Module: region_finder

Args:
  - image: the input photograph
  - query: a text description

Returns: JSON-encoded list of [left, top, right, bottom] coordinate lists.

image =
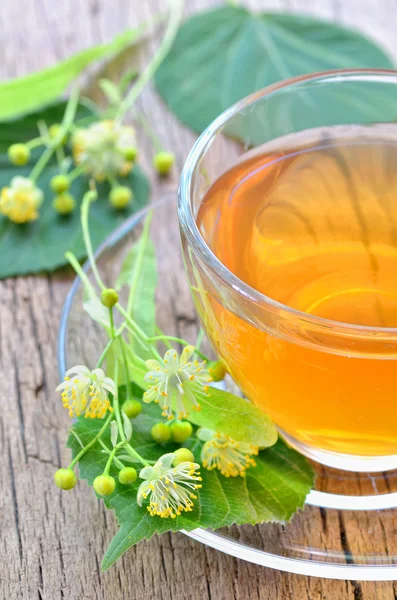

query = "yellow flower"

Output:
[[143, 346, 212, 419], [0, 176, 43, 223], [199, 429, 258, 477], [56, 365, 115, 419], [72, 120, 136, 181], [137, 453, 202, 518]]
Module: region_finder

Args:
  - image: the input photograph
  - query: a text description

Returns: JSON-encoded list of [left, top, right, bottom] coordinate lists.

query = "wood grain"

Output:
[[1, 0, 397, 598]]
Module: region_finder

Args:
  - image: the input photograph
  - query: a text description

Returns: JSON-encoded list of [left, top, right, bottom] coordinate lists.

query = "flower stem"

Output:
[[68, 412, 113, 469], [120, 338, 134, 403], [29, 144, 55, 183], [107, 173, 119, 189], [65, 251, 96, 298], [109, 307, 115, 339], [99, 439, 124, 469], [81, 188, 106, 291], [115, 0, 184, 124], [96, 338, 116, 368], [30, 88, 80, 182], [112, 356, 125, 442], [135, 111, 162, 152], [68, 163, 87, 182], [123, 443, 150, 466], [147, 335, 209, 361], [116, 304, 162, 361], [103, 445, 119, 475], [26, 137, 45, 149]]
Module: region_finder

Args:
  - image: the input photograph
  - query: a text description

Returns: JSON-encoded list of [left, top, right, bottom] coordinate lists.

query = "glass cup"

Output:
[[178, 70, 397, 473]]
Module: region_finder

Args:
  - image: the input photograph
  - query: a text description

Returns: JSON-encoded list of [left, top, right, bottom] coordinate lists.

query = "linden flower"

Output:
[[137, 453, 202, 518], [143, 346, 212, 419], [56, 365, 116, 419], [0, 176, 43, 223], [200, 430, 259, 477], [72, 120, 136, 181]]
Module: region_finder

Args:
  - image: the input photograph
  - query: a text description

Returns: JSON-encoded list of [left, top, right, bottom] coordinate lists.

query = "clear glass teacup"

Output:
[[178, 69, 397, 472]]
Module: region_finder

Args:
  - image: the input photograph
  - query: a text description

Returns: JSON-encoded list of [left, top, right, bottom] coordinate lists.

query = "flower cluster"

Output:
[[200, 429, 259, 477], [137, 453, 202, 518], [57, 365, 115, 419], [143, 346, 212, 419], [71, 120, 137, 181], [0, 176, 43, 223]]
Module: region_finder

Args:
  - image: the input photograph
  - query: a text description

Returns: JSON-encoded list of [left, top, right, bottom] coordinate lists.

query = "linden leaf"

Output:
[[184, 382, 278, 448], [155, 7, 396, 141], [67, 395, 314, 570]]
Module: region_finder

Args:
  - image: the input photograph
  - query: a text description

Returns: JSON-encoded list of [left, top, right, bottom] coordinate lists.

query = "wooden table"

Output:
[[2, 0, 397, 598]]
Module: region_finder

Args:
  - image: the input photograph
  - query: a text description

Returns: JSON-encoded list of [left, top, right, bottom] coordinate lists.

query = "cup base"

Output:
[[279, 429, 397, 473]]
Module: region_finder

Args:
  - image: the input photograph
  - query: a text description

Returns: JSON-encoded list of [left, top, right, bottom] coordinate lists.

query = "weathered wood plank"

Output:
[[1, 1, 397, 599]]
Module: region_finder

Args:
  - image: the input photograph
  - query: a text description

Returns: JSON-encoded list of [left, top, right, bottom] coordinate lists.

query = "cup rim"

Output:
[[178, 68, 397, 338]]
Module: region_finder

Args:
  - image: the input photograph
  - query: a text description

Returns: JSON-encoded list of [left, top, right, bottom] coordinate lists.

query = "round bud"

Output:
[[100, 288, 119, 308], [170, 421, 193, 443], [122, 147, 138, 162], [151, 422, 171, 444], [8, 143, 30, 166], [118, 467, 138, 485], [122, 399, 142, 419], [208, 360, 226, 382], [54, 468, 76, 490], [50, 174, 70, 193], [93, 474, 116, 496], [52, 193, 76, 215], [49, 124, 67, 144], [153, 151, 175, 176], [173, 448, 195, 466], [109, 186, 132, 209]]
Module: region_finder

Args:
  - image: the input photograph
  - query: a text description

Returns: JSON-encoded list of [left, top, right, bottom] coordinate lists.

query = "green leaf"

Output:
[[185, 382, 278, 448], [67, 402, 314, 570], [116, 213, 157, 359], [99, 79, 123, 106], [0, 25, 146, 120], [122, 412, 133, 441], [0, 101, 150, 279], [110, 421, 119, 447], [155, 6, 396, 140]]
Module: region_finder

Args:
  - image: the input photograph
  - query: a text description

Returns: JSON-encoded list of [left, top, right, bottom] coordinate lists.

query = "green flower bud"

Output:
[[8, 143, 30, 166], [54, 468, 76, 490], [153, 151, 175, 176], [109, 186, 132, 209], [151, 422, 171, 444], [100, 288, 119, 308], [208, 360, 226, 382], [52, 193, 76, 215], [173, 448, 195, 466], [122, 147, 138, 162], [93, 474, 116, 496], [122, 399, 142, 419], [50, 174, 70, 193], [49, 124, 67, 144], [118, 467, 138, 485], [170, 421, 193, 443]]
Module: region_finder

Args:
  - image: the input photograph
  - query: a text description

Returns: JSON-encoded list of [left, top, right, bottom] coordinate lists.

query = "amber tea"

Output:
[[196, 125, 397, 458]]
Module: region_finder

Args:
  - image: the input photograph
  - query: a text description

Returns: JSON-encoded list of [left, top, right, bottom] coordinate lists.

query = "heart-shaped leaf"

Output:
[[155, 6, 395, 139], [67, 399, 314, 570]]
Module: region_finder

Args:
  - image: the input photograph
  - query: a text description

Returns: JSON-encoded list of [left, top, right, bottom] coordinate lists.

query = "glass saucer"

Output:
[[58, 195, 397, 581]]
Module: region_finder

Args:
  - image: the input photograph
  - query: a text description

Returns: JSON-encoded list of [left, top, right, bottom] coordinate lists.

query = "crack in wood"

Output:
[[13, 360, 28, 463], [8, 443, 23, 563]]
